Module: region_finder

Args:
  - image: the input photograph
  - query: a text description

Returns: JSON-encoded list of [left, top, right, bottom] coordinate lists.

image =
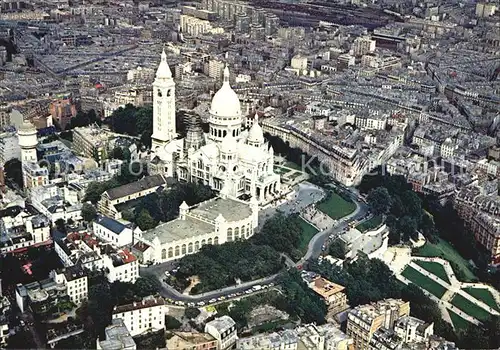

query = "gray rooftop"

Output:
[[190, 197, 253, 222], [142, 216, 214, 245]]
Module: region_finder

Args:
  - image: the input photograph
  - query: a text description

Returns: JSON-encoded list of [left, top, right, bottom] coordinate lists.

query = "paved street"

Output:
[[141, 182, 368, 303]]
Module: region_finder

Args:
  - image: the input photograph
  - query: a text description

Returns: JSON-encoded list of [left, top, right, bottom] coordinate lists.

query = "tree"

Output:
[[366, 187, 392, 215], [136, 209, 157, 230], [399, 215, 418, 241], [184, 307, 201, 319], [328, 239, 346, 259], [165, 315, 182, 330], [81, 203, 97, 223], [55, 218, 66, 233], [133, 275, 161, 297], [109, 146, 124, 160], [4, 158, 22, 189]]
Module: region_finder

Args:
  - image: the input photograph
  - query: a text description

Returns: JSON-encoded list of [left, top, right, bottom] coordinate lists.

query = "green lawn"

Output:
[[413, 260, 451, 284], [401, 266, 447, 298], [317, 192, 356, 220], [448, 309, 471, 331], [414, 238, 476, 281], [462, 287, 500, 312], [297, 217, 319, 254], [450, 293, 492, 322], [356, 215, 383, 232]]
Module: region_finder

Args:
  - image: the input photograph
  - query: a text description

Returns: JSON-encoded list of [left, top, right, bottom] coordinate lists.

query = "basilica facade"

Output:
[[151, 50, 281, 202]]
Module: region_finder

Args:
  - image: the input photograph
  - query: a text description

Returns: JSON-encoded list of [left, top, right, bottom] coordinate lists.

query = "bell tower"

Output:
[[152, 49, 176, 151]]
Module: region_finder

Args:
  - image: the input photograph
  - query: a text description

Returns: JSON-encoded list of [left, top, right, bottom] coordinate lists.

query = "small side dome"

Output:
[[220, 134, 238, 154], [247, 119, 264, 145]]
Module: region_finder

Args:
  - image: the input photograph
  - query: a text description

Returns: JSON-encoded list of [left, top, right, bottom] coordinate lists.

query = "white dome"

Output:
[[248, 119, 264, 144], [156, 49, 172, 79], [220, 134, 238, 154], [210, 66, 241, 118]]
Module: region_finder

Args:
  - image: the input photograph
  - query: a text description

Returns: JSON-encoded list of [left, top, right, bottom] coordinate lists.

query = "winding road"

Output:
[[140, 182, 369, 303]]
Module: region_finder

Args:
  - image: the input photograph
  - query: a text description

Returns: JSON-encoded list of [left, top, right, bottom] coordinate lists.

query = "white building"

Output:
[[93, 216, 133, 247], [112, 296, 166, 337], [291, 54, 308, 70], [51, 267, 88, 305], [133, 195, 258, 264], [351, 36, 376, 56], [30, 184, 82, 223], [152, 51, 281, 203], [0, 211, 51, 254], [180, 14, 224, 36], [55, 232, 139, 283], [0, 131, 21, 165], [205, 315, 237, 350]]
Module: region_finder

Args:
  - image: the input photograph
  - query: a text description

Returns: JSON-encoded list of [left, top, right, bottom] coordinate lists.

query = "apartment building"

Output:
[[111, 296, 166, 337], [0, 131, 21, 165], [0, 211, 51, 254], [16, 266, 88, 315], [205, 316, 237, 350], [237, 323, 353, 350], [351, 36, 376, 56], [346, 299, 410, 350], [167, 332, 218, 350], [454, 186, 500, 264], [305, 276, 349, 317], [55, 231, 139, 283], [72, 126, 109, 163]]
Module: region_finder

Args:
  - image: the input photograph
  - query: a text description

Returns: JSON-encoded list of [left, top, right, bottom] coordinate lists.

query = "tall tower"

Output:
[[17, 121, 38, 163], [152, 49, 176, 151]]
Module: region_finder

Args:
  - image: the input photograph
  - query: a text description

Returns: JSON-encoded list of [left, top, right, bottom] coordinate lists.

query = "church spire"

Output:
[[223, 65, 230, 85], [156, 49, 172, 79]]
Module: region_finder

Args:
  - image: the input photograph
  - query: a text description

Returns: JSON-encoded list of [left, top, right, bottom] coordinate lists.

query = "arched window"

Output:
[[188, 243, 193, 253], [168, 247, 173, 258], [182, 244, 186, 255], [214, 236, 219, 245], [161, 249, 166, 259], [227, 228, 233, 242], [157, 90, 162, 97], [175, 246, 180, 256], [167, 89, 171, 96], [241, 226, 246, 237], [234, 227, 239, 240], [208, 238, 213, 245], [198, 159, 203, 169], [201, 239, 206, 246], [195, 241, 200, 251]]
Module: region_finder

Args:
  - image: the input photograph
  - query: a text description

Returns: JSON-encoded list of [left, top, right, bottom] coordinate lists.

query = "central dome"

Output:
[[210, 66, 241, 118]]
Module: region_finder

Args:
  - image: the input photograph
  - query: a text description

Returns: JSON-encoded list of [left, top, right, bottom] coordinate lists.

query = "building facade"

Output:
[[111, 296, 166, 337]]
